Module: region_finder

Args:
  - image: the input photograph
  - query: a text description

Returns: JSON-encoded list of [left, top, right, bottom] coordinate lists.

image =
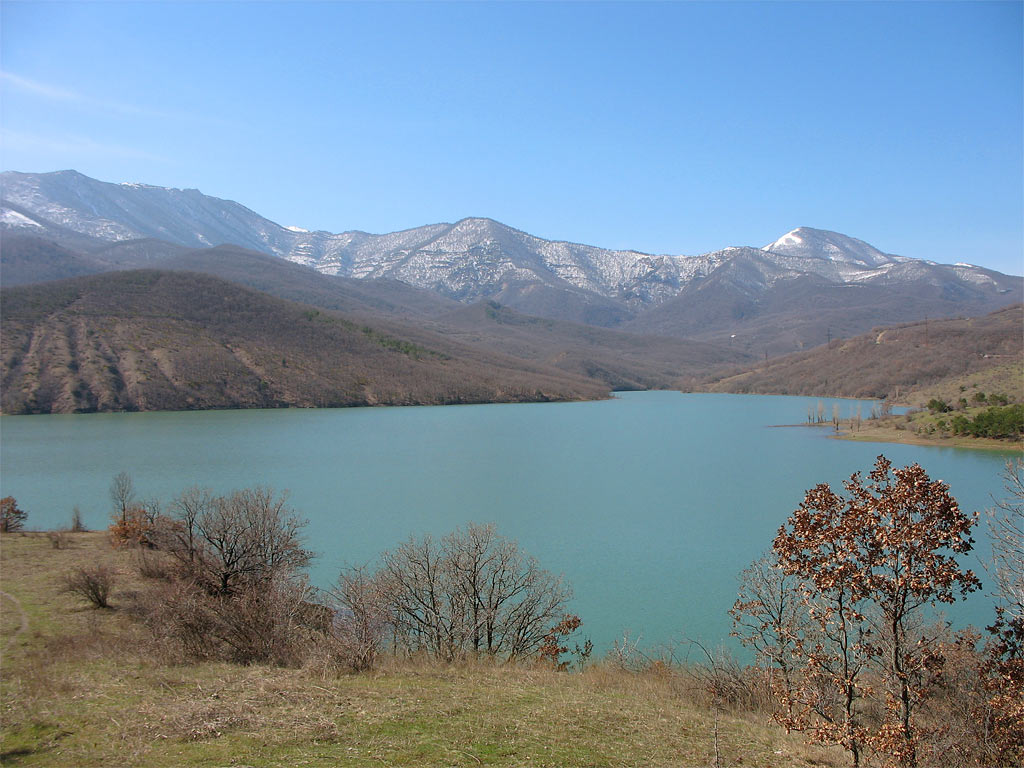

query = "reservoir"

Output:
[[1, 391, 1014, 655]]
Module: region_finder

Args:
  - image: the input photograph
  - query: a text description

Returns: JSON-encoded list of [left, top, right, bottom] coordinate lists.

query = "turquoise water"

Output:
[[1, 392, 1014, 654]]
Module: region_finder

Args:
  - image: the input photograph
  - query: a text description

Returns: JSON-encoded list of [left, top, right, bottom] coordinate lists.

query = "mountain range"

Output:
[[3, 170, 1019, 357]]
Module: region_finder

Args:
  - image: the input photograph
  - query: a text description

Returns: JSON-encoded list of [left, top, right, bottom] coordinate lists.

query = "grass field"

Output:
[[0, 531, 846, 767]]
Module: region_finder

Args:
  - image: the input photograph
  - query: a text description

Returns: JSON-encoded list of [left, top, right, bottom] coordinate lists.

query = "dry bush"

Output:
[[130, 578, 219, 661], [606, 630, 648, 672], [63, 564, 116, 609], [327, 566, 390, 672], [109, 507, 155, 548], [131, 485, 319, 666], [134, 548, 174, 580], [684, 643, 772, 713]]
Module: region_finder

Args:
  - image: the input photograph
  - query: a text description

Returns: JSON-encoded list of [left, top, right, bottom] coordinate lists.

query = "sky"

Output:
[[1, 1, 1022, 275]]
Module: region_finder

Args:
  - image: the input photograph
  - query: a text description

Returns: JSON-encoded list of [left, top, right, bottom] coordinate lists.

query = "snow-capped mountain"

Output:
[[2, 170, 1018, 334]]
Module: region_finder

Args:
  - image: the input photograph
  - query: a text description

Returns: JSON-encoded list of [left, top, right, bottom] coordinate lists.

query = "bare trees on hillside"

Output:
[[335, 523, 573, 663]]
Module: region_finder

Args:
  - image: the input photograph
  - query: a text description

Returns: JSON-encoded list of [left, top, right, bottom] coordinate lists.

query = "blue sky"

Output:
[[1, 1, 1021, 274]]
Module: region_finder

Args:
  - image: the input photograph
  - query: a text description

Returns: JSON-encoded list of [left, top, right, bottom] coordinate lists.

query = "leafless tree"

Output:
[[329, 565, 392, 671], [70, 505, 87, 532], [153, 486, 311, 596], [109, 471, 136, 524], [730, 552, 812, 703], [149, 486, 215, 569], [981, 459, 1024, 764], [989, 460, 1024, 623], [378, 523, 572, 660], [138, 486, 316, 664]]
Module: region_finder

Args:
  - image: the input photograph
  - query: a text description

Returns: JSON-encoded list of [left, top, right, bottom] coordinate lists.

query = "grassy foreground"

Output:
[[0, 532, 843, 767]]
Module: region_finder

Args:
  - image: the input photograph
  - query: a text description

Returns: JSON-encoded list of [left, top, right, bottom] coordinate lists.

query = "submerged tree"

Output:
[[770, 455, 979, 768]]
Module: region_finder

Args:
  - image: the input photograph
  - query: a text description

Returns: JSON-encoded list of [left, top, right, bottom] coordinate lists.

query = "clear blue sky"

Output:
[[2, 1, 1021, 274]]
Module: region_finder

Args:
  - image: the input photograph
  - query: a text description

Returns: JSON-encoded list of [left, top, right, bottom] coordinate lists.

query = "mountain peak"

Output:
[[762, 227, 902, 268]]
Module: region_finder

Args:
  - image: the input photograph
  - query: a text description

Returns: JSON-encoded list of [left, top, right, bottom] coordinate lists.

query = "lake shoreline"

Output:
[[770, 421, 1022, 453]]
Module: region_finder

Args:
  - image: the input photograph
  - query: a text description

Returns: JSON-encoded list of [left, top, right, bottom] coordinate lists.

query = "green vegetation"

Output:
[[950, 404, 1024, 440]]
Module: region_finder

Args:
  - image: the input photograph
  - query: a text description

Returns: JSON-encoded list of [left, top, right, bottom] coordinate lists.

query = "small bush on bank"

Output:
[[70, 505, 87, 532], [63, 564, 116, 609]]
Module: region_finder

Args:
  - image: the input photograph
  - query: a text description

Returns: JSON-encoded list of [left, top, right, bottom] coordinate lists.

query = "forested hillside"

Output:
[[0, 270, 609, 414], [701, 305, 1023, 400]]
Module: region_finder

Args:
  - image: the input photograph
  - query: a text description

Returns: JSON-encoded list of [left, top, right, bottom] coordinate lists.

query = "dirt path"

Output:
[[1, 589, 29, 654]]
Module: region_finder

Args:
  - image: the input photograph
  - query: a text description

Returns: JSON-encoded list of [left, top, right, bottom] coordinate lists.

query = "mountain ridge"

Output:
[[3, 169, 1020, 355]]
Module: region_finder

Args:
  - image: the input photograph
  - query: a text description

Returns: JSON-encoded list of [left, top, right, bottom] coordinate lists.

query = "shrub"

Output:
[[64, 565, 116, 609], [109, 507, 155, 548], [328, 566, 390, 672], [136, 486, 317, 665], [1, 497, 27, 532], [70, 505, 87, 532], [538, 614, 583, 671]]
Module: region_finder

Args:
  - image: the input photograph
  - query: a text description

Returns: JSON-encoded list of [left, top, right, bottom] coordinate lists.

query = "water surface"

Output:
[[1, 392, 1013, 654]]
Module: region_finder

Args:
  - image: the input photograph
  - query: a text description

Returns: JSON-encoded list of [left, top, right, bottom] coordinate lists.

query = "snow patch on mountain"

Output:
[[0, 208, 43, 228], [2, 171, 1015, 313]]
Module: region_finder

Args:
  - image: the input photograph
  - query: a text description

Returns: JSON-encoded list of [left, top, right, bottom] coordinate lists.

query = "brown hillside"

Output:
[[0, 270, 609, 414], [699, 305, 1024, 400]]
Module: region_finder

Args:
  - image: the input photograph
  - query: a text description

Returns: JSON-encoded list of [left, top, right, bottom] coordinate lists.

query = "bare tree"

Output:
[[989, 460, 1024, 623], [981, 460, 1024, 764], [70, 505, 87, 532], [138, 486, 316, 664], [109, 472, 136, 525], [730, 553, 812, 704], [377, 523, 572, 660], [154, 486, 311, 596], [149, 486, 215, 569], [329, 565, 392, 671]]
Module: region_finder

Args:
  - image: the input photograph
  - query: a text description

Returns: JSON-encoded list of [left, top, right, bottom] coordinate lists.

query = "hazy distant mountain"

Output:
[[3, 170, 1020, 351]]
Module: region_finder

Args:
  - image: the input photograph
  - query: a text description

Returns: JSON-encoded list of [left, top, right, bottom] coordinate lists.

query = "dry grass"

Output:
[[1, 532, 845, 767]]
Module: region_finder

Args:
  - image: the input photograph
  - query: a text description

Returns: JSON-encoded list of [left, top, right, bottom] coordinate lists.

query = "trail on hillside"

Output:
[[1, 589, 29, 654]]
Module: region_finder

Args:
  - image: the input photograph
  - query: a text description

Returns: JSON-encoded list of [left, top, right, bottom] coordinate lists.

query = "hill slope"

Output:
[[0, 271, 609, 414], [699, 305, 1024, 400]]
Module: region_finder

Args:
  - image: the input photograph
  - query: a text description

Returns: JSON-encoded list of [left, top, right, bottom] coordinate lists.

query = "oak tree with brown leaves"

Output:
[[772, 455, 980, 768]]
